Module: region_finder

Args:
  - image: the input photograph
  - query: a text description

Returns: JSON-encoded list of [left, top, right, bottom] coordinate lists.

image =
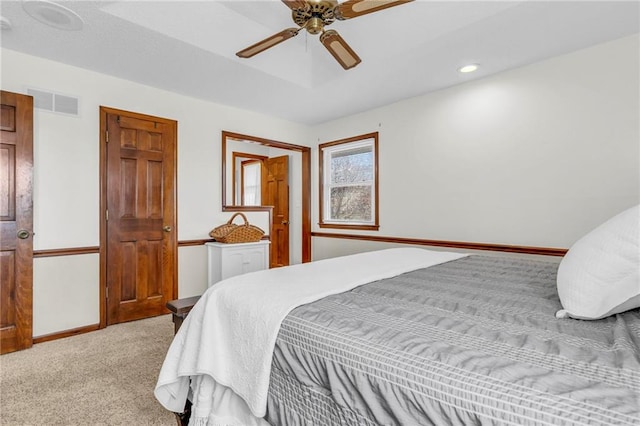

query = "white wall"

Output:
[[1, 48, 308, 337], [310, 35, 639, 258], [177, 246, 208, 299], [32, 254, 99, 336]]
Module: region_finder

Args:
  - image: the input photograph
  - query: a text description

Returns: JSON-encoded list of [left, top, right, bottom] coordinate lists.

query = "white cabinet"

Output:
[[205, 240, 270, 287]]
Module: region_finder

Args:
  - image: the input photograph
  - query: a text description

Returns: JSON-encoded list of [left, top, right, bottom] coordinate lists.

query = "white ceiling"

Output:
[[1, 0, 638, 125]]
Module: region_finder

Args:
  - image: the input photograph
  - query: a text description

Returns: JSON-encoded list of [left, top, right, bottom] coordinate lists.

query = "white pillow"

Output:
[[556, 205, 640, 320]]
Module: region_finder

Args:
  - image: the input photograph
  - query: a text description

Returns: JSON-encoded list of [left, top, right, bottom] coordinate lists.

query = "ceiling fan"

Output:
[[236, 0, 414, 70]]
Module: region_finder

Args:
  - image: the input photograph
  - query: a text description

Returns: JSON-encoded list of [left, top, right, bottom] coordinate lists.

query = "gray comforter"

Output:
[[265, 255, 640, 426]]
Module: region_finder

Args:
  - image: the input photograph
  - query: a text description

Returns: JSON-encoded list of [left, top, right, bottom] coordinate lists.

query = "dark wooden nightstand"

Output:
[[166, 296, 201, 334]]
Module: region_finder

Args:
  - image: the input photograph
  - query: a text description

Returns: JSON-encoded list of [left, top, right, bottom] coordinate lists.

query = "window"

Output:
[[241, 160, 262, 206], [319, 132, 379, 230]]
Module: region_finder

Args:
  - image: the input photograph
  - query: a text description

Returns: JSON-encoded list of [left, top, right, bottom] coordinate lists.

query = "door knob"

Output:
[[163, 226, 172, 232], [281, 220, 289, 225], [17, 229, 30, 239]]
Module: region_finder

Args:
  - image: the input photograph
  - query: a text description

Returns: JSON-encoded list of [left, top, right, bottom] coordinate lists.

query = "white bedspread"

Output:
[[155, 248, 467, 425]]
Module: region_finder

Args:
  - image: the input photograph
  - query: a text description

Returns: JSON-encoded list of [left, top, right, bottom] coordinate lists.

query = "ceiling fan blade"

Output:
[[236, 28, 300, 58], [320, 29, 362, 70], [281, 0, 308, 11], [335, 0, 414, 20]]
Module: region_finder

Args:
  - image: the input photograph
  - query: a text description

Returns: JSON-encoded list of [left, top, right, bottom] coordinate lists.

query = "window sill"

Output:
[[318, 223, 380, 231]]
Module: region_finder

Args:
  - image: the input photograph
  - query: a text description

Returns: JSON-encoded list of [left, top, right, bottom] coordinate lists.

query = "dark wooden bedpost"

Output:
[[166, 296, 201, 334]]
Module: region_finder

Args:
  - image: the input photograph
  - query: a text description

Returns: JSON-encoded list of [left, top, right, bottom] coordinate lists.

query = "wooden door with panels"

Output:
[[262, 155, 289, 267], [101, 107, 177, 326], [0, 91, 34, 354]]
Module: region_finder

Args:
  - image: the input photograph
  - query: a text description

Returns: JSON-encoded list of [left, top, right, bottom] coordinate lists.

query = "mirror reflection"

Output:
[[222, 131, 310, 267], [231, 152, 267, 206]]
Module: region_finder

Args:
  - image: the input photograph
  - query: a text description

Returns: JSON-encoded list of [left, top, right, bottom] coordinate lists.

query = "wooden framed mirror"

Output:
[[221, 131, 311, 264]]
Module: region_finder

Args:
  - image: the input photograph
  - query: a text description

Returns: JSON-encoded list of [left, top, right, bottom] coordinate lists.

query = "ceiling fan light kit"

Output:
[[236, 0, 414, 70]]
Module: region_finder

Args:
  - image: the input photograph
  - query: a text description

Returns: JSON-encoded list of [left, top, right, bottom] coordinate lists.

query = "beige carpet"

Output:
[[0, 315, 177, 425]]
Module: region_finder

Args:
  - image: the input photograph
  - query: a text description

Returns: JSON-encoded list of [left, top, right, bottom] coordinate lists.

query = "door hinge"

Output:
[[105, 130, 109, 143], [105, 210, 109, 221]]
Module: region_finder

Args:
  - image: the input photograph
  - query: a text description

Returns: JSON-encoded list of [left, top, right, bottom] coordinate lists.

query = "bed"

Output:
[[155, 207, 640, 426]]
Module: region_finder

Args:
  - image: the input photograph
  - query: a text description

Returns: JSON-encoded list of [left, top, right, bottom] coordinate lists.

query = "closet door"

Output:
[[102, 107, 177, 325], [0, 91, 34, 354]]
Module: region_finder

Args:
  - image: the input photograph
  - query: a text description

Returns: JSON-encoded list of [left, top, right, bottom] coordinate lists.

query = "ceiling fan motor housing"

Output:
[[292, 0, 338, 34], [237, 0, 414, 70]]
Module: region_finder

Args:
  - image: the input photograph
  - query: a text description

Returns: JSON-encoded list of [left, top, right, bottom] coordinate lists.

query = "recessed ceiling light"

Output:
[[22, 0, 83, 31], [458, 64, 479, 73]]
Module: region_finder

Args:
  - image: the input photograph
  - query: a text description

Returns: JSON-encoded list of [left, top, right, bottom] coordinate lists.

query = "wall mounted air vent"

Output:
[[26, 87, 80, 116]]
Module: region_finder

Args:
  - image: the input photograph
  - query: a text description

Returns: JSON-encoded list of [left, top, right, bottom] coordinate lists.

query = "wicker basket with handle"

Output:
[[209, 212, 265, 243]]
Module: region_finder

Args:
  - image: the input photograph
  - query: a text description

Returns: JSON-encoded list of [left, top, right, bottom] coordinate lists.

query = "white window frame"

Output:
[[241, 160, 262, 206], [319, 132, 379, 230]]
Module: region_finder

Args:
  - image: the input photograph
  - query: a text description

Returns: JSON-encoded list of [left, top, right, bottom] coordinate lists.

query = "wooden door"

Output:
[[102, 108, 177, 325], [262, 155, 289, 267], [0, 91, 33, 354]]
